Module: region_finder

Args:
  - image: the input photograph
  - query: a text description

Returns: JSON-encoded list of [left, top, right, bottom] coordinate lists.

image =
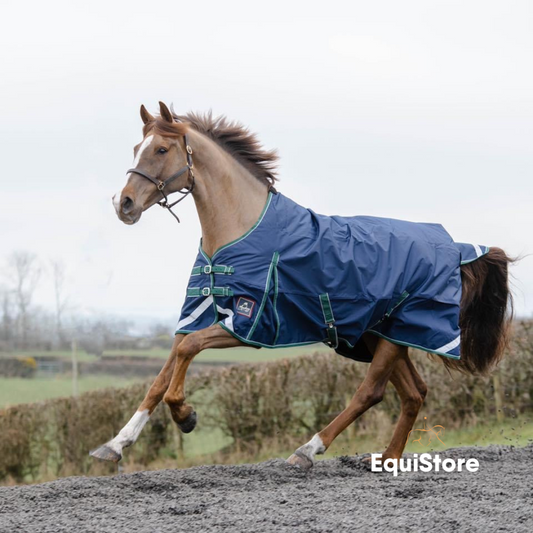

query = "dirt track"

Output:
[[1, 445, 532, 532]]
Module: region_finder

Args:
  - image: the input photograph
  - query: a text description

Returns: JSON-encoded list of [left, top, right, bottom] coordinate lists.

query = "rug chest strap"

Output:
[[187, 287, 234, 297], [191, 265, 235, 275], [319, 293, 338, 349]]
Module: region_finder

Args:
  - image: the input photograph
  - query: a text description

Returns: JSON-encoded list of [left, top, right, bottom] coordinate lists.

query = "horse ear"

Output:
[[159, 101, 174, 123], [140, 105, 154, 125]]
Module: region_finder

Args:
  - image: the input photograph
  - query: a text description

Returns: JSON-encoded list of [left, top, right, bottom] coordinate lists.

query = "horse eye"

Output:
[[158, 148, 168, 154]]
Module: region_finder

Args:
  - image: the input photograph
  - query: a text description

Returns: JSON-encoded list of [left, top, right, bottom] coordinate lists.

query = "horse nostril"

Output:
[[121, 196, 134, 215]]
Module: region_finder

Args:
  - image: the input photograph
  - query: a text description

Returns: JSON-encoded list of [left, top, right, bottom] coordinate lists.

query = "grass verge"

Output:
[[0, 376, 144, 408]]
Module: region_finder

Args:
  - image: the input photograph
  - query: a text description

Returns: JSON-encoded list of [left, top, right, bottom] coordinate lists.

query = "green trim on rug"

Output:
[[366, 330, 461, 360], [218, 322, 324, 349], [246, 251, 280, 341], [200, 192, 273, 261], [272, 257, 281, 345]]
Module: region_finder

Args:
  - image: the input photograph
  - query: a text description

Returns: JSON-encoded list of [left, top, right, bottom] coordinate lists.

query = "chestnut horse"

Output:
[[91, 102, 513, 469]]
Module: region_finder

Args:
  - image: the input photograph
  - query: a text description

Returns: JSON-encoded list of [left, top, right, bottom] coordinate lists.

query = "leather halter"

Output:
[[126, 134, 195, 223]]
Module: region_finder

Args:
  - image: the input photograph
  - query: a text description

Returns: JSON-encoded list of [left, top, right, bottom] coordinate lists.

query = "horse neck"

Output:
[[188, 130, 270, 258]]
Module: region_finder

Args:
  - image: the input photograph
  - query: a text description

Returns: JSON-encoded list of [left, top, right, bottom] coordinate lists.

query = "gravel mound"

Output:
[[1, 445, 532, 532]]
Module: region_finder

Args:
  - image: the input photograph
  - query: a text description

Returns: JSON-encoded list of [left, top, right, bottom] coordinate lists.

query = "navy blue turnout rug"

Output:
[[176, 192, 488, 362]]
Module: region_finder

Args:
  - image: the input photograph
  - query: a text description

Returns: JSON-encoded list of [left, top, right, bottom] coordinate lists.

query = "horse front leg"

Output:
[[163, 325, 244, 432], [287, 337, 404, 470], [90, 334, 185, 462]]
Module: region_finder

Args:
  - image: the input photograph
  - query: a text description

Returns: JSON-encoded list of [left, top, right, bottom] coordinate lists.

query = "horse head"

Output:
[[112, 102, 193, 225]]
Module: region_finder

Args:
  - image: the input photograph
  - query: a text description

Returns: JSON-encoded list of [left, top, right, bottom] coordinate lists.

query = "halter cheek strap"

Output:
[[126, 134, 195, 223]]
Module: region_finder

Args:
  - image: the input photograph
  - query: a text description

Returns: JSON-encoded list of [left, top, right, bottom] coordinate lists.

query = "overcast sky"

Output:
[[0, 0, 531, 327]]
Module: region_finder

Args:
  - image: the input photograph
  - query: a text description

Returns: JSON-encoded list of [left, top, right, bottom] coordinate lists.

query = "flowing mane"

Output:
[[144, 110, 279, 187]]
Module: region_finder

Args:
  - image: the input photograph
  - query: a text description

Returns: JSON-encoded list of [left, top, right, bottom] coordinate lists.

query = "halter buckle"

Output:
[[186, 145, 193, 155], [157, 181, 165, 191]]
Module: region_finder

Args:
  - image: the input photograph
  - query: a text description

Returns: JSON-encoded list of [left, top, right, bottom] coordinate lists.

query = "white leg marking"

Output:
[[305, 434, 326, 457], [107, 409, 150, 454], [288, 435, 326, 468]]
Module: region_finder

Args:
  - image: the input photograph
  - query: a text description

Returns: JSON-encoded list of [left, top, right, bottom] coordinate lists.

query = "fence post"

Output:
[[493, 374, 504, 422], [71, 339, 79, 397]]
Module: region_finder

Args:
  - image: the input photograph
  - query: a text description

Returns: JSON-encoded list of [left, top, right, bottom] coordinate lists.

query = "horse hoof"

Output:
[[359, 455, 374, 470], [177, 410, 197, 433], [286, 451, 314, 471], [89, 444, 122, 463]]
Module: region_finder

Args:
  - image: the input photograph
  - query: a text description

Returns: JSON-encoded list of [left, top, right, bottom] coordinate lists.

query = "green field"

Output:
[[0, 345, 330, 409], [115, 344, 330, 362], [3, 344, 330, 363], [0, 376, 144, 409]]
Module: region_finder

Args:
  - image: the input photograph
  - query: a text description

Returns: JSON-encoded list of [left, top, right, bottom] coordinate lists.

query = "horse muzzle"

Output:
[[112, 193, 142, 225]]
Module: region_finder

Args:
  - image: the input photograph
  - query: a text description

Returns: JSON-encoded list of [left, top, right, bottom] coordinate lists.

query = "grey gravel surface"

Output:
[[0, 445, 532, 532]]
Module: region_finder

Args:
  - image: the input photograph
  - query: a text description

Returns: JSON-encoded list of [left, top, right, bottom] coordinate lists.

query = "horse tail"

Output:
[[441, 247, 515, 376]]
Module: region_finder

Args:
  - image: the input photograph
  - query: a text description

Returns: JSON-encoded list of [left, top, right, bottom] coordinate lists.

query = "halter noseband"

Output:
[[126, 134, 195, 223]]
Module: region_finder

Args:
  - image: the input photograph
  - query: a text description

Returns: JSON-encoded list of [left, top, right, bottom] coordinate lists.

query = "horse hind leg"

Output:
[[378, 353, 427, 461], [287, 337, 404, 470]]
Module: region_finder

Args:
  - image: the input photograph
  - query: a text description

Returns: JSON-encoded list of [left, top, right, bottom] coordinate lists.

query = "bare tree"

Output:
[[6, 251, 41, 348], [51, 259, 69, 347], [0, 286, 14, 350]]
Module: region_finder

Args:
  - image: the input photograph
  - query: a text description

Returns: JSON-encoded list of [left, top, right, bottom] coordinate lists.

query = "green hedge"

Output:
[[1, 322, 531, 483]]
